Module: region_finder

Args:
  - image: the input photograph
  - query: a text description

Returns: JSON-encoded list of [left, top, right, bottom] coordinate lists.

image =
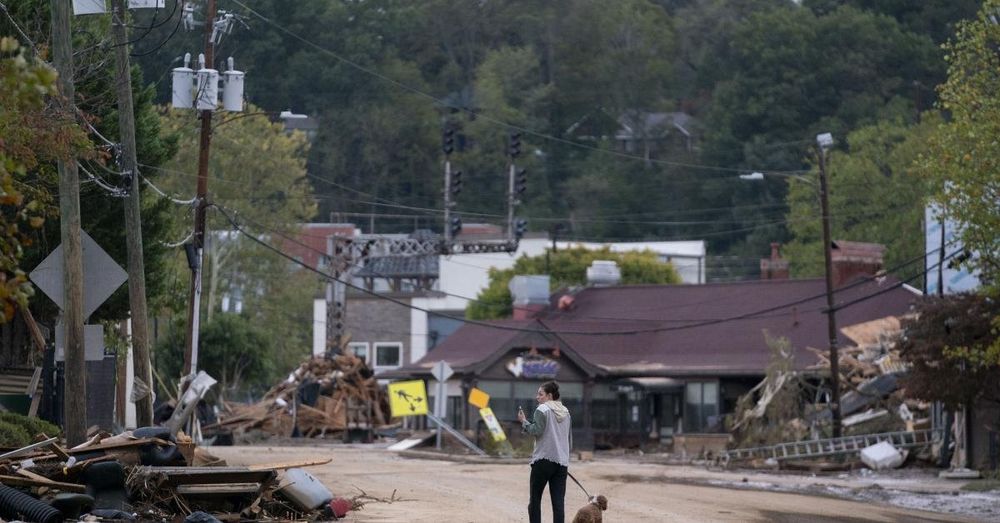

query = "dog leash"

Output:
[[567, 471, 591, 499]]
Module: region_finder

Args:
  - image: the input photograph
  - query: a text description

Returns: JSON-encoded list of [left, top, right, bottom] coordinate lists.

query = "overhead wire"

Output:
[[211, 202, 953, 337], [227, 0, 810, 177], [130, 1, 187, 57], [226, 212, 851, 322], [0, 1, 38, 55]]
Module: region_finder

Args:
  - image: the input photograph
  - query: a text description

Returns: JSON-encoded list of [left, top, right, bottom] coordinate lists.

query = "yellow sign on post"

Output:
[[388, 380, 429, 417], [468, 387, 490, 409], [479, 407, 507, 442]]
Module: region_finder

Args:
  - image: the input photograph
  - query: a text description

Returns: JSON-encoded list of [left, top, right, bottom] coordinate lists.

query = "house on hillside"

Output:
[[387, 243, 922, 451], [615, 111, 698, 161]]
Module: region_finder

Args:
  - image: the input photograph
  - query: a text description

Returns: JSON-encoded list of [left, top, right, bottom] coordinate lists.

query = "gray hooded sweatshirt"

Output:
[[522, 400, 572, 466]]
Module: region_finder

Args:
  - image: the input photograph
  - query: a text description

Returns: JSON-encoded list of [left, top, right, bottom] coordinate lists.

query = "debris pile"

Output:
[[725, 317, 937, 468], [806, 316, 931, 434], [208, 355, 393, 440], [0, 428, 350, 521]]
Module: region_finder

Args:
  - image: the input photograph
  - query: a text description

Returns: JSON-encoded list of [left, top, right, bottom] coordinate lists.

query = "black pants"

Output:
[[528, 459, 567, 523]]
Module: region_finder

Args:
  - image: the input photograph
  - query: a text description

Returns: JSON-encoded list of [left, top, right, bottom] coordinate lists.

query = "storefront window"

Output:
[[684, 381, 719, 433], [590, 384, 619, 431]]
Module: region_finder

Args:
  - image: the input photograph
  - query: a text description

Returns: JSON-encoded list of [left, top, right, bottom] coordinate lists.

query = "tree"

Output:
[[921, 1, 1000, 290], [0, 38, 86, 322], [804, 0, 979, 44], [783, 117, 937, 281], [897, 294, 1000, 411], [467, 246, 681, 320], [155, 313, 274, 398], [696, 5, 942, 254], [5, 0, 179, 328], [156, 104, 317, 317]]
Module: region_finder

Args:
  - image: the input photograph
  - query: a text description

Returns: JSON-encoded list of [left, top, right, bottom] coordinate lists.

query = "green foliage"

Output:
[[467, 246, 681, 320], [0, 412, 61, 438], [155, 313, 277, 397], [0, 37, 86, 322], [783, 117, 937, 281], [804, 0, 980, 44], [4, 1, 180, 326], [0, 421, 30, 448], [695, 4, 942, 254], [156, 104, 317, 318], [920, 1, 1000, 290]]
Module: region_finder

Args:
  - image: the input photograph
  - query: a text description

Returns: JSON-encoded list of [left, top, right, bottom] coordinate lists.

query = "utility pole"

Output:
[[325, 236, 346, 357], [506, 133, 521, 240], [442, 127, 456, 242], [111, 0, 153, 426], [816, 132, 842, 439], [184, 0, 218, 377], [50, 0, 87, 446]]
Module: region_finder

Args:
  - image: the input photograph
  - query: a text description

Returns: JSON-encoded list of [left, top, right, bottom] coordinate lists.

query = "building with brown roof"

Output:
[[391, 271, 921, 449]]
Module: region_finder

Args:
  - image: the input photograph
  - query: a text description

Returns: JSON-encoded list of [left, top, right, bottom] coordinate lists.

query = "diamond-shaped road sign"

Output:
[[431, 360, 454, 382], [29, 230, 127, 319]]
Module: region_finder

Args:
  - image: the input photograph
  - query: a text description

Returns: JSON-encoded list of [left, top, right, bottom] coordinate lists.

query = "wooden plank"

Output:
[[0, 437, 58, 460], [47, 442, 71, 461], [141, 467, 276, 486], [176, 483, 262, 496], [0, 474, 86, 493], [67, 437, 171, 454], [246, 458, 332, 472]]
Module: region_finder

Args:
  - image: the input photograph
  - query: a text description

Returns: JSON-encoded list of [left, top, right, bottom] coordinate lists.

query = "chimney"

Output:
[[586, 260, 621, 287], [509, 275, 550, 320], [831, 240, 885, 287], [760, 242, 790, 280]]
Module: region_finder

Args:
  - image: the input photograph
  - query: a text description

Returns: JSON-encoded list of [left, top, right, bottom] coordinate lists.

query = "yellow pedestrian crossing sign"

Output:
[[388, 380, 428, 417]]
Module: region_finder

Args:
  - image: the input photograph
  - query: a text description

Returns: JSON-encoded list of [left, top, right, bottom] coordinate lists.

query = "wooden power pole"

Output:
[[817, 137, 842, 439], [111, 0, 154, 427], [50, 0, 87, 446], [183, 0, 218, 376]]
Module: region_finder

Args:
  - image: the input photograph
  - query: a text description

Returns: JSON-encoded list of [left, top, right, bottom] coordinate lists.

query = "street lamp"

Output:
[[740, 132, 843, 438], [815, 132, 843, 439]]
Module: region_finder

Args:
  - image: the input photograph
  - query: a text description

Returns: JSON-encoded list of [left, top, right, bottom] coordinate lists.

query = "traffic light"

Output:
[[443, 128, 455, 155], [450, 170, 463, 196], [508, 132, 521, 158], [450, 215, 462, 237], [515, 168, 527, 195], [514, 218, 527, 239]]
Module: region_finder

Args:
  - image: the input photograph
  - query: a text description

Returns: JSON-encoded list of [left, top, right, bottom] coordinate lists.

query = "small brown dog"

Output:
[[571, 494, 608, 523]]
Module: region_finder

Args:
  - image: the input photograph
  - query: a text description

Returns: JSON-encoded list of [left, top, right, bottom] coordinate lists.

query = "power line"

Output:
[[212, 203, 951, 337], [227, 0, 811, 177]]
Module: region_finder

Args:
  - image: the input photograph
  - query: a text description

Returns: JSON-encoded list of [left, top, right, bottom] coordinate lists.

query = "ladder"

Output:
[[719, 429, 943, 465], [426, 413, 488, 456]]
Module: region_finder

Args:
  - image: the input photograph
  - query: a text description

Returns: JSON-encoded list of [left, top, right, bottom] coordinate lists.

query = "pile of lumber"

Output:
[[806, 316, 930, 431], [209, 355, 393, 439], [0, 428, 342, 521], [807, 316, 907, 386]]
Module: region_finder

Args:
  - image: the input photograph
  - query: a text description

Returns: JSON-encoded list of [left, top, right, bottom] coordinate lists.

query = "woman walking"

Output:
[[518, 380, 572, 523]]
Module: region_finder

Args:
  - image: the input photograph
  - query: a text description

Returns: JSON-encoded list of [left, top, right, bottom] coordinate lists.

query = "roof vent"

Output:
[[586, 260, 621, 287]]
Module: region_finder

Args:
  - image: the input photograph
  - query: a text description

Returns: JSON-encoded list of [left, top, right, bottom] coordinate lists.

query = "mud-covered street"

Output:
[[209, 445, 986, 522]]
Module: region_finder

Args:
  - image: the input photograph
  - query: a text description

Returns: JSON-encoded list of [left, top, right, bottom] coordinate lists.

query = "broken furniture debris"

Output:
[[207, 355, 393, 441]]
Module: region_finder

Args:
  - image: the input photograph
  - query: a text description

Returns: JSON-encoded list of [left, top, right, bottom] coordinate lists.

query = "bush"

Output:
[[0, 412, 61, 439], [0, 421, 31, 448]]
